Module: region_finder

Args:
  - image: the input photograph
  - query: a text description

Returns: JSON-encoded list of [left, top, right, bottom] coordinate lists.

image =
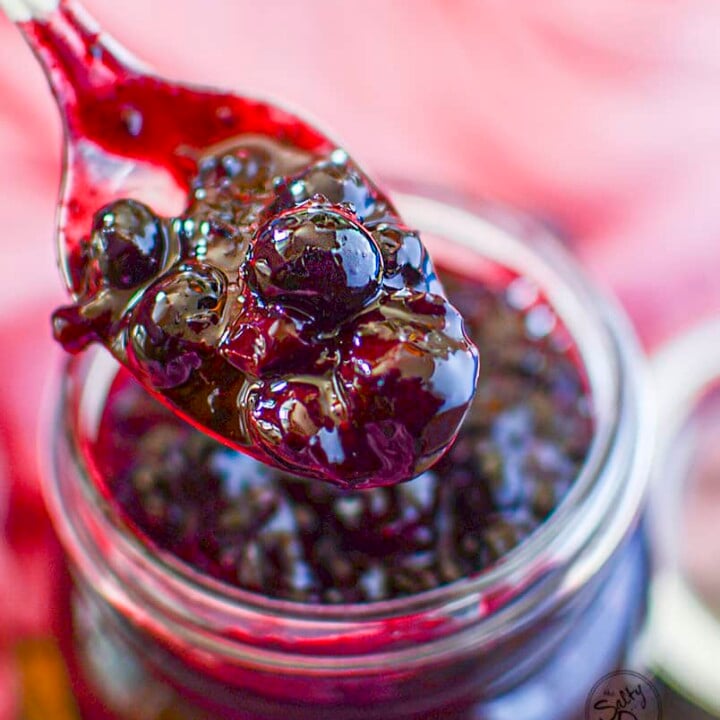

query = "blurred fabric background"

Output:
[[1, 1, 720, 717]]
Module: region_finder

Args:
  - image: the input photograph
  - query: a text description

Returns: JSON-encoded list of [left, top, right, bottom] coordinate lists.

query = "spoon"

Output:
[[3, 0, 479, 488], [1, 0, 335, 298]]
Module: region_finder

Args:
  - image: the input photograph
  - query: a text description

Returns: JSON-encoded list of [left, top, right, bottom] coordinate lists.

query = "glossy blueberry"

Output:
[[247, 202, 383, 328], [91, 199, 165, 290], [371, 224, 439, 293], [268, 153, 385, 222], [128, 262, 227, 388]]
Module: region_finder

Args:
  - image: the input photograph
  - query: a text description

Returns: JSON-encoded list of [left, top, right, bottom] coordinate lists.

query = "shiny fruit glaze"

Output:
[[53, 137, 479, 488]]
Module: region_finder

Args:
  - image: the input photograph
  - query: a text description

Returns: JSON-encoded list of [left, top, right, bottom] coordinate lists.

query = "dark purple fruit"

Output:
[[127, 262, 227, 388], [371, 224, 438, 293], [339, 293, 479, 463], [246, 202, 383, 328], [277, 154, 383, 221], [195, 141, 275, 193], [91, 199, 165, 290]]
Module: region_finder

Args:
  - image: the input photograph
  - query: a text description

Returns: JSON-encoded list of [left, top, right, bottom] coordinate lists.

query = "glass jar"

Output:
[[643, 316, 720, 717], [45, 188, 652, 720]]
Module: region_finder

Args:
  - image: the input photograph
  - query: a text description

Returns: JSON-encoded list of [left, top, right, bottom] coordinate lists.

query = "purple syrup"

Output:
[[90, 267, 592, 604]]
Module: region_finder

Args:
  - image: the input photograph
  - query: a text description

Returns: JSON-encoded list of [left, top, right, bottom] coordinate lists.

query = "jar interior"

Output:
[[68, 191, 620, 613]]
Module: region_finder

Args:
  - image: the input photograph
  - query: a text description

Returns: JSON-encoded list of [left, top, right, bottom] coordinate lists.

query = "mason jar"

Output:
[[45, 188, 652, 720]]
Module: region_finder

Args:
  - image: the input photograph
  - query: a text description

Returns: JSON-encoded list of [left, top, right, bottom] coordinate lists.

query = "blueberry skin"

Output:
[[247, 202, 384, 329], [127, 262, 227, 389], [91, 199, 166, 290]]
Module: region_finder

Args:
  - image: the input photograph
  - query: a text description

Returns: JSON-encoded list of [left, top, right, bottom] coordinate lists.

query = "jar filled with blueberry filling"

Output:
[[47, 187, 652, 720]]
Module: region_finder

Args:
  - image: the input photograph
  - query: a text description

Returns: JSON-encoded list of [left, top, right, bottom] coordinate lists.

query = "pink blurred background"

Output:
[[1, 1, 720, 716]]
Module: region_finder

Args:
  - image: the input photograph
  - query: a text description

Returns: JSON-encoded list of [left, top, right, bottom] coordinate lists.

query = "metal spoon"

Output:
[[2, 0, 479, 487]]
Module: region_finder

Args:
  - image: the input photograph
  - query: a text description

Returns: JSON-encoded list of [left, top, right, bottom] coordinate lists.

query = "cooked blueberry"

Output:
[[195, 141, 275, 193], [127, 263, 227, 388], [247, 202, 383, 328], [91, 199, 165, 289], [372, 224, 439, 293], [247, 380, 330, 458], [272, 155, 384, 221]]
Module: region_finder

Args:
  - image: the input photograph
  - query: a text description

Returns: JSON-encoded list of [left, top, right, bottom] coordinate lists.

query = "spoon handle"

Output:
[[0, 0, 58, 22], [2, 0, 152, 296], [3, 0, 142, 123]]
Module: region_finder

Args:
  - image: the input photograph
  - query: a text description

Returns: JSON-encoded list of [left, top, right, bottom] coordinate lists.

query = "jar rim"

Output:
[[45, 188, 652, 669]]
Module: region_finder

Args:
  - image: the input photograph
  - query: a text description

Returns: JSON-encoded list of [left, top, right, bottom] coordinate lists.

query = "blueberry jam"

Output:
[[53, 137, 479, 489], [91, 268, 592, 604]]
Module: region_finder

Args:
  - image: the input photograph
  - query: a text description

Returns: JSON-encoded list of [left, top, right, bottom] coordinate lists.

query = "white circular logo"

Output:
[[586, 671, 662, 720]]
